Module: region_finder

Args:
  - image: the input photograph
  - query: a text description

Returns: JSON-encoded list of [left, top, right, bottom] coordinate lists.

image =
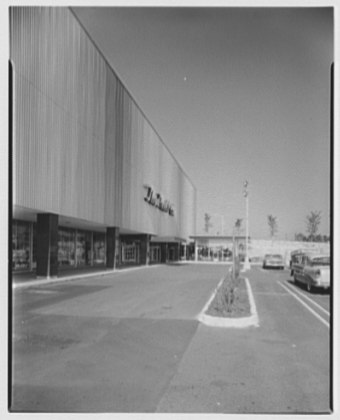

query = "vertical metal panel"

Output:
[[124, 102, 196, 239], [121, 89, 132, 228], [10, 7, 106, 223], [104, 68, 118, 225], [10, 6, 196, 239], [113, 80, 125, 226]]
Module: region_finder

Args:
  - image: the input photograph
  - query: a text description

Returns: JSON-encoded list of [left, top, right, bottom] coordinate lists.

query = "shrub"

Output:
[[206, 259, 250, 318]]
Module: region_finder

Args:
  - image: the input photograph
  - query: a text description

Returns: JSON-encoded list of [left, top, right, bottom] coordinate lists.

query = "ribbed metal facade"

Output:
[[10, 7, 196, 241]]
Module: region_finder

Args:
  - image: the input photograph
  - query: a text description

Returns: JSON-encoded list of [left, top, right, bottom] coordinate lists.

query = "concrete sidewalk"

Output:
[[12, 264, 160, 289], [10, 264, 227, 412]]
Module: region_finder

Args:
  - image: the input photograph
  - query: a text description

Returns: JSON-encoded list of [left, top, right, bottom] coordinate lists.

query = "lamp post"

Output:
[[243, 181, 251, 271]]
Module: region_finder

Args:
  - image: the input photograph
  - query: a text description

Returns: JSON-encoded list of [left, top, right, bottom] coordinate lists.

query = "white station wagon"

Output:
[[292, 253, 330, 292]]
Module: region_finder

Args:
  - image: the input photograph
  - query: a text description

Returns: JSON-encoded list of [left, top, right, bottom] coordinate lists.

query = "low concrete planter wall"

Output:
[[198, 277, 259, 328]]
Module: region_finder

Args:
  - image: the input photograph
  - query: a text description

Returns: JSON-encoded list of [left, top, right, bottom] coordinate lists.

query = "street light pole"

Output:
[[243, 181, 251, 271]]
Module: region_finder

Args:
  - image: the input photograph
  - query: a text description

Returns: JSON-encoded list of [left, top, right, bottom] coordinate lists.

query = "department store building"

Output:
[[10, 7, 196, 277]]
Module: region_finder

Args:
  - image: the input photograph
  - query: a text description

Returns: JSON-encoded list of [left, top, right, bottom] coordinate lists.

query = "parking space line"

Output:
[[277, 281, 329, 328], [283, 281, 330, 316]]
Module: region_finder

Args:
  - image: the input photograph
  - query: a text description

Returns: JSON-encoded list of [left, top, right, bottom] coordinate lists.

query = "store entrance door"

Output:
[[150, 246, 160, 263]]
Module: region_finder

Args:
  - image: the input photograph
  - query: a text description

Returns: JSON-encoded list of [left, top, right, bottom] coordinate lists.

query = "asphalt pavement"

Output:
[[10, 263, 331, 413], [157, 266, 331, 413]]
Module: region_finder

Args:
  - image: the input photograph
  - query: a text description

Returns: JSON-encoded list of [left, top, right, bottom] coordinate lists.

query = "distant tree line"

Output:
[[203, 210, 329, 242], [295, 210, 329, 242]]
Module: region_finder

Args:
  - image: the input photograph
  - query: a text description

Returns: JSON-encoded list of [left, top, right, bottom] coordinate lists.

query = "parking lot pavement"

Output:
[[10, 264, 227, 412], [12, 314, 199, 412], [10, 264, 330, 413], [13, 264, 227, 320], [157, 267, 330, 413]]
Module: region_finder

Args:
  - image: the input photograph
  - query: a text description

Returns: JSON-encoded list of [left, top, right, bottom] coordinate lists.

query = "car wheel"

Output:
[[306, 282, 313, 293]]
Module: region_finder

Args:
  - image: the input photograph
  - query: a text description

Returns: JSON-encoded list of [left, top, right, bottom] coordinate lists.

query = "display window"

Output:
[[76, 230, 92, 266], [58, 228, 76, 267], [93, 232, 106, 265], [13, 221, 108, 271], [12, 220, 31, 271], [59, 229, 105, 267]]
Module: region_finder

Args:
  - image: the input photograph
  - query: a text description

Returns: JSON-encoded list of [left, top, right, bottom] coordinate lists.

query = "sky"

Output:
[[72, 7, 333, 240]]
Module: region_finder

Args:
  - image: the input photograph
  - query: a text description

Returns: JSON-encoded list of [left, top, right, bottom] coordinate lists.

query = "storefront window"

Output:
[[12, 220, 31, 271], [76, 230, 92, 266], [121, 243, 140, 263], [58, 228, 76, 267], [93, 232, 105, 265], [13, 222, 107, 271]]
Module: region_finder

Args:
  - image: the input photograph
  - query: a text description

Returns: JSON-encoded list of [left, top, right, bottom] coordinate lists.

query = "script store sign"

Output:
[[143, 185, 175, 216]]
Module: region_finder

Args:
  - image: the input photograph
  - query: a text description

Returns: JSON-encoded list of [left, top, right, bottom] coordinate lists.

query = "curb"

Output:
[[198, 277, 259, 328]]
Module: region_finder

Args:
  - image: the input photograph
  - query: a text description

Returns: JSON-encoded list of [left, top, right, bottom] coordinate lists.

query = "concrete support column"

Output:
[[183, 243, 187, 261], [160, 243, 167, 263], [36, 213, 59, 278], [140, 234, 150, 265], [194, 241, 198, 261], [174, 243, 180, 261], [106, 227, 120, 269]]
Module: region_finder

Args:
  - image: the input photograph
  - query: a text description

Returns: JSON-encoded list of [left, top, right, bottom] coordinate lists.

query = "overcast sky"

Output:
[[73, 6, 333, 240]]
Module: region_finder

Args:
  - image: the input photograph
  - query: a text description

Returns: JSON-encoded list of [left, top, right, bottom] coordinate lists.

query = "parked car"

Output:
[[292, 253, 330, 292], [262, 254, 285, 269], [289, 249, 310, 275]]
